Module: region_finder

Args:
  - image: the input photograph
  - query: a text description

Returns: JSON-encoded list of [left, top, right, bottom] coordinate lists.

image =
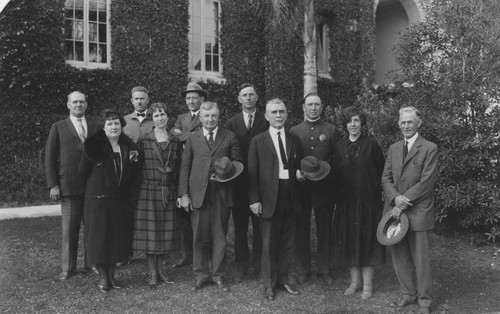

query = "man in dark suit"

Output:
[[290, 93, 339, 285], [178, 101, 242, 292], [382, 106, 438, 314], [123, 86, 153, 143], [170, 81, 206, 268], [225, 83, 269, 282], [45, 91, 98, 280], [248, 98, 304, 301]]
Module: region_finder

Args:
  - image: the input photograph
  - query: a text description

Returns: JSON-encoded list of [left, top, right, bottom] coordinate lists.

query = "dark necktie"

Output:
[[403, 140, 408, 160], [208, 131, 214, 149], [191, 113, 196, 121], [247, 114, 253, 131], [277, 131, 288, 169], [137, 112, 145, 117]]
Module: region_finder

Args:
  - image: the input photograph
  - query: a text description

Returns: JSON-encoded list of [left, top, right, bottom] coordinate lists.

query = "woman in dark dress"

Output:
[[81, 110, 140, 292], [331, 107, 385, 299], [132, 102, 181, 288]]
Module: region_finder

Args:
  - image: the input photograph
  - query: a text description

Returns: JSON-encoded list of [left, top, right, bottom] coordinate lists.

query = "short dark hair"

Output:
[[148, 102, 169, 116], [101, 109, 126, 128], [238, 83, 257, 95]]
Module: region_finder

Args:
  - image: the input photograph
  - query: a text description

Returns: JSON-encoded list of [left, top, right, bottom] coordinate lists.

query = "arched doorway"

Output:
[[375, 0, 424, 84]]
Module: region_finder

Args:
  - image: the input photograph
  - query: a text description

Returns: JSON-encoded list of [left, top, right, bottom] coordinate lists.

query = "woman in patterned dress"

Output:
[[133, 102, 181, 288], [331, 107, 386, 299]]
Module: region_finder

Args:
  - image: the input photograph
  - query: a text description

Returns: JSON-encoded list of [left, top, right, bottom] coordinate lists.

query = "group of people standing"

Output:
[[45, 81, 438, 314]]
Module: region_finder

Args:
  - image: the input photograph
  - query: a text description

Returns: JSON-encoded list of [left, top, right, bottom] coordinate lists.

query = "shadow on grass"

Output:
[[0, 217, 498, 313]]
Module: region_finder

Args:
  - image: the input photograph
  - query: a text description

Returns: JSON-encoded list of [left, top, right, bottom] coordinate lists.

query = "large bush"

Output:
[[389, 0, 500, 242]]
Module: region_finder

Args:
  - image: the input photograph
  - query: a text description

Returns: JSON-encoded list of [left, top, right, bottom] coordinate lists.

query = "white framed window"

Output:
[[64, 0, 111, 68], [317, 23, 330, 76], [188, 0, 223, 80]]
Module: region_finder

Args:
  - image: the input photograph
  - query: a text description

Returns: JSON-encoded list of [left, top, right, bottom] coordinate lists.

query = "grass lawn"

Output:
[[0, 216, 499, 313]]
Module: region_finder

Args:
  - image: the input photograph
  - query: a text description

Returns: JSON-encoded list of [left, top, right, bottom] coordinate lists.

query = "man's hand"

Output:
[[296, 169, 306, 182], [394, 195, 412, 210], [249, 202, 262, 216], [181, 194, 193, 213], [172, 128, 182, 134], [391, 206, 403, 220], [49, 185, 61, 202]]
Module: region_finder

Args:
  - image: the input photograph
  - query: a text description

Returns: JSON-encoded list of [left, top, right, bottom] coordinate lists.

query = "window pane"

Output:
[[99, 9, 107, 22], [73, 21, 83, 40], [65, 40, 75, 60], [64, 20, 73, 39], [75, 8, 83, 20], [99, 43, 107, 63], [213, 56, 219, 72], [89, 0, 98, 21], [191, 53, 202, 70], [99, 23, 107, 43], [89, 22, 97, 42], [205, 53, 212, 71], [75, 41, 84, 61]]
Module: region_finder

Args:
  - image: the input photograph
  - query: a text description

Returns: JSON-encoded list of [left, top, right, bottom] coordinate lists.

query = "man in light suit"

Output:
[[382, 106, 438, 314], [45, 91, 98, 280], [178, 101, 242, 292], [225, 83, 269, 282], [248, 98, 304, 301], [170, 81, 206, 268], [123, 86, 154, 143], [290, 93, 339, 285]]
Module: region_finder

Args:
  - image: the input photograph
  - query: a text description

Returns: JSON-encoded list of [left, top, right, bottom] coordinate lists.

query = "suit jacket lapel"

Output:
[[189, 114, 200, 132], [285, 131, 293, 161], [64, 118, 81, 142], [404, 136, 422, 165], [263, 131, 278, 159], [250, 112, 264, 136], [211, 128, 224, 154]]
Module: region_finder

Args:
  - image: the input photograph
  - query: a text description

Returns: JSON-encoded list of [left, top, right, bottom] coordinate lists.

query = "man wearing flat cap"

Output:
[[178, 101, 242, 292], [382, 106, 438, 314], [290, 93, 339, 285], [170, 81, 207, 268]]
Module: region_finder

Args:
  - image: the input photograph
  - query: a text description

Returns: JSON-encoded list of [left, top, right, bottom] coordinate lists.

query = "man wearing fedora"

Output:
[[225, 83, 269, 283], [248, 98, 304, 301], [170, 81, 207, 268], [382, 106, 438, 314], [290, 93, 339, 285], [178, 101, 242, 292], [123, 86, 154, 143]]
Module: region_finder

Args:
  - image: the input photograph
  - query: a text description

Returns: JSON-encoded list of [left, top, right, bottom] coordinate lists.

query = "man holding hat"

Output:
[[382, 106, 438, 314], [170, 81, 207, 268], [178, 101, 242, 292], [248, 98, 304, 301], [290, 93, 339, 285]]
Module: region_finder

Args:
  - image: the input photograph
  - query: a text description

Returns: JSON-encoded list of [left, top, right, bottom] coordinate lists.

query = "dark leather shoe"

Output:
[[296, 273, 310, 285], [110, 277, 122, 289], [98, 283, 110, 293], [215, 280, 229, 292], [158, 273, 176, 284], [317, 273, 333, 285], [173, 258, 192, 268], [191, 279, 207, 292], [233, 270, 245, 283], [389, 297, 418, 308], [277, 283, 301, 295], [264, 287, 275, 301], [418, 306, 431, 314], [59, 271, 73, 281]]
